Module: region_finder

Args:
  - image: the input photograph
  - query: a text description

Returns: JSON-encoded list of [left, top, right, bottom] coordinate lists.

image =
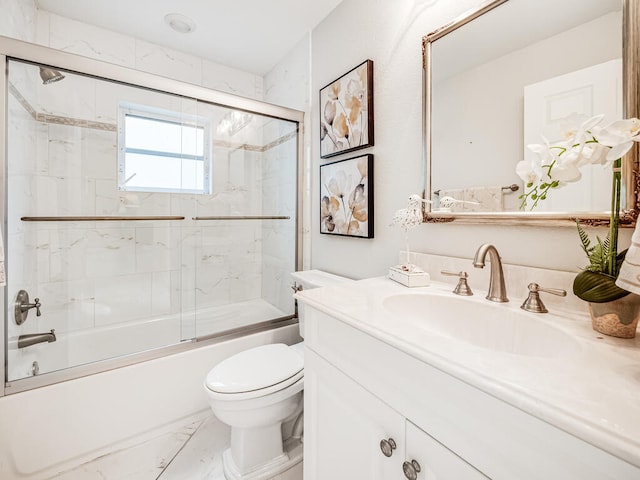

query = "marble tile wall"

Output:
[[8, 96, 289, 327], [0, 0, 37, 42], [36, 11, 263, 99], [263, 33, 311, 270]]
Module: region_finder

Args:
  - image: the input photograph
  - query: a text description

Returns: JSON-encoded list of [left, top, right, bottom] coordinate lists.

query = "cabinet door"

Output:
[[304, 348, 405, 480], [404, 422, 488, 480]]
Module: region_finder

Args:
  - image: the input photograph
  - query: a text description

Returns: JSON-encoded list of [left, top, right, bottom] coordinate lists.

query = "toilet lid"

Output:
[[205, 343, 304, 394]]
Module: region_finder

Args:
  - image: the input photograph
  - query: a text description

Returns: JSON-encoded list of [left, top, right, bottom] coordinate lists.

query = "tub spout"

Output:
[[18, 329, 56, 348]]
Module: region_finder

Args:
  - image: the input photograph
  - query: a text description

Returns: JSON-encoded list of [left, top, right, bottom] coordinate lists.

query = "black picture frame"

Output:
[[319, 59, 374, 159], [320, 154, 374, 238]]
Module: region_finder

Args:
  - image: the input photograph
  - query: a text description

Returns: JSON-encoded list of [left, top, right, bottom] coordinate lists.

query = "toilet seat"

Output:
[[205, 344, 303, 400]]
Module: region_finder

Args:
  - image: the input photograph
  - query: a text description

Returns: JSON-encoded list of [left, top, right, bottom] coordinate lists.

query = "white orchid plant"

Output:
[[516, 113, 640, 303]]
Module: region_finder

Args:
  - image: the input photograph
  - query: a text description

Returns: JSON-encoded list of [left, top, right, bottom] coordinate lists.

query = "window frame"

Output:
[[117, 101, 212, 194]]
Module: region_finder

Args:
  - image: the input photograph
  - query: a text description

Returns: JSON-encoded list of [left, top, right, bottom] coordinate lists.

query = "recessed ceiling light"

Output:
[[164, 13, 196, 34]]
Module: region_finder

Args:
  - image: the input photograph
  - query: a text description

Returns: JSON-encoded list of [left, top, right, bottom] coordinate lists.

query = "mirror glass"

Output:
[[423, 0, 638, 222]]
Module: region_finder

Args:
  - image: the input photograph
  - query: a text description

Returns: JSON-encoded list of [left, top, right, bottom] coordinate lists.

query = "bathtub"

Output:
[[7, 298, 291, 382], [0, 320, 300, 479]]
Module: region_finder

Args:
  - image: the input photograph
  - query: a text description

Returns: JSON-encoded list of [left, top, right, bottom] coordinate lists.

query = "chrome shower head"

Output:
[[39, 67, 65, 85]]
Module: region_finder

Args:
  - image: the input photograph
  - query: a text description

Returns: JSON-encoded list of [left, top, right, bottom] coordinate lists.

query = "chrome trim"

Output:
[[192, 215, 291, 221], [20, 216, 185, 222], [0, 36, 304, 124], [4, 317, 297, 394], [296, 119, 304, 271], [422, 0, 639, 226]]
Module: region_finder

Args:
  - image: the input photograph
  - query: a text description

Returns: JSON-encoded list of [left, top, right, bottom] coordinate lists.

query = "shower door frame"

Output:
[[0, 35, 305, 396]]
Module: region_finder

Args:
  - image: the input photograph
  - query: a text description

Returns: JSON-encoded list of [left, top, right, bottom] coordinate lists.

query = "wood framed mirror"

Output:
[[422, 0, 639, 226]]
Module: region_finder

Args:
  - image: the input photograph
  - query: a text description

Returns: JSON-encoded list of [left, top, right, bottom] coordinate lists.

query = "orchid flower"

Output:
[[518, 113, 640, 210], [592, 118, 640, 161]]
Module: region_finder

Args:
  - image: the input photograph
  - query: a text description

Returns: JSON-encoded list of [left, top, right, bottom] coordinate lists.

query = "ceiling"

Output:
[[35, 0, 343, 76]]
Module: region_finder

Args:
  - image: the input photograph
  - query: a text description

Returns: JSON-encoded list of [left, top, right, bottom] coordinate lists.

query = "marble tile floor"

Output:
[[49, 413, 303, 480]]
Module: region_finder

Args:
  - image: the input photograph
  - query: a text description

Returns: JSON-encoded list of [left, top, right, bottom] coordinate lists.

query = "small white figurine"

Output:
[[390, 194, 431, 271]]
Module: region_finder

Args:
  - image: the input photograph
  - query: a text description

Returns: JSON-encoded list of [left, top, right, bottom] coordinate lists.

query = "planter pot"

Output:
[[588, 293, 640, 338]]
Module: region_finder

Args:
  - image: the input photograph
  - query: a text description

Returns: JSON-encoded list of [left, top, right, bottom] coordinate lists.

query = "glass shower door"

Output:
[[5, 60, 198, 381], [4, 58, 300, 386]]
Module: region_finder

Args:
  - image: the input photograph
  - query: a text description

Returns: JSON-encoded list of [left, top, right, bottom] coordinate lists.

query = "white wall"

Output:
[[304, 0, 632, 278]]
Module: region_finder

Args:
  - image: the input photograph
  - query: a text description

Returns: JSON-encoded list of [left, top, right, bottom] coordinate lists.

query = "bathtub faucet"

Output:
[[18, 329, 56, 349]]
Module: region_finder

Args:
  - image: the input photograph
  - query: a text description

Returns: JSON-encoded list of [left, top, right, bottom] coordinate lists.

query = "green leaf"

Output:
[[576, 221, 592, 254], [573, 270, 629, 303]]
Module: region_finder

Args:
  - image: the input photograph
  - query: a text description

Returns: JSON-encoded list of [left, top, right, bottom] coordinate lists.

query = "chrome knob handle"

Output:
[[27, 298, 42, 316], [402, 459, 421, 480], [530, 283, 567, 297], [15, 290, 43, 325], [441, 270, 467, 277], [379, 437, 397, 457], [521, 283, 567, 313], [291, 283, 302, 293], [440, 270, 473, 296]]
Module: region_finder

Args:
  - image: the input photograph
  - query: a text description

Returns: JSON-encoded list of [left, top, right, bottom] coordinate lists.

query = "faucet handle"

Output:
[[520, 283, 567, 313], [441, 270, 473, 296], [33, 298, 42, 316]]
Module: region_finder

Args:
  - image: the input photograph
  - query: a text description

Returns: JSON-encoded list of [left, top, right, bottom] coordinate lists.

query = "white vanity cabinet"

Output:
[[405, 422, 488, 479], [305, 346, 488, 480], [300, 299, 640, 480], [304, 347, 405, 479]]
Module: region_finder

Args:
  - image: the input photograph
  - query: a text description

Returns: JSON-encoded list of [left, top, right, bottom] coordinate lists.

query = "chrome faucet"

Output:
[[472, 244, 508, 302], [18, 329, 56, 348]]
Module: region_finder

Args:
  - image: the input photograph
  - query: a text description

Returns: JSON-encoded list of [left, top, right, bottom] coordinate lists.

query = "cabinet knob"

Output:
[[379, 437, 397, 457], [402, 459, 422, 480]]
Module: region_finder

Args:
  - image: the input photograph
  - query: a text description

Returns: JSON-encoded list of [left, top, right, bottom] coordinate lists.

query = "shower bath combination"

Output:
[[2, 48, 304, 394]]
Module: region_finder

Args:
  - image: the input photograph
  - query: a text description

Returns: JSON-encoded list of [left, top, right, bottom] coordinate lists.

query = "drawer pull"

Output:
[[403, 459, 421, 479], [380, 437, 397, 457]]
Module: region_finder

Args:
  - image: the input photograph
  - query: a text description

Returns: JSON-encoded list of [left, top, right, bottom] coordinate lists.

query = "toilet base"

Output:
[[222, 437, 303, 480]]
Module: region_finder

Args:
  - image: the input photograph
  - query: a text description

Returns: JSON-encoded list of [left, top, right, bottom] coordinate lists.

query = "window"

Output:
[[118, 102, 211, 194]]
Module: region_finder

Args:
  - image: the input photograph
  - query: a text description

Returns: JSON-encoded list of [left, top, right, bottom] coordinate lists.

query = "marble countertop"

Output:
[[295, 276, 640, 469]]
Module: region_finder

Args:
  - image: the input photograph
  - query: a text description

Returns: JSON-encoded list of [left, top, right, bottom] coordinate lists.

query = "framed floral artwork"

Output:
[[320, 154, 374, 238], [319, 59, 374, 159]]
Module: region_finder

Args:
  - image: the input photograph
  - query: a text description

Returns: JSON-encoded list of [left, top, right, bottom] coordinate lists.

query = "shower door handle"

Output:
[[15, 290, 42, 325]]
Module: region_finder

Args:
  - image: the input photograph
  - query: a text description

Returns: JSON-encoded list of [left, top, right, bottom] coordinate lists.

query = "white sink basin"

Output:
[[382, 293, 581, 358]]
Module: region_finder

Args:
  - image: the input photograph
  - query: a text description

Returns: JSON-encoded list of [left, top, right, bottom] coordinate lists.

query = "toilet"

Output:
[[204, 270, 353, 480]]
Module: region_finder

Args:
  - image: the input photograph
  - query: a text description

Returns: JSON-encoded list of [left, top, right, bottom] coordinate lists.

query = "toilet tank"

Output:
[[291, 270, 353, 337]]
